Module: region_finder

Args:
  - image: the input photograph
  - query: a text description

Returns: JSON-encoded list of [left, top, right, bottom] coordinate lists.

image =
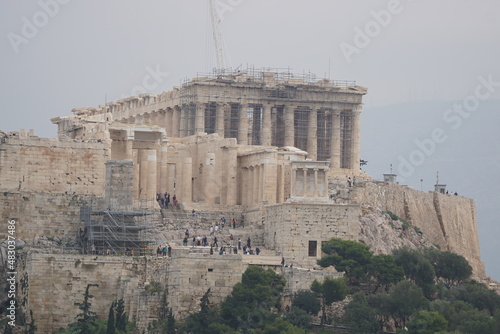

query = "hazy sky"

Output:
[[1, 1, 499, 278]]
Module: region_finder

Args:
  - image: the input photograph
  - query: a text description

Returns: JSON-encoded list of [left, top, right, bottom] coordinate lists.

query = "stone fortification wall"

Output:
[[166, 252, 244, 318], [264, 203, 360, 267], [0, 191, 95, 242], [281, 266, 342, 295], [18, 250, 249, 333], [20, 253, 147, 333], [0, 135, 109, 195], [350, 182, 485, 277]]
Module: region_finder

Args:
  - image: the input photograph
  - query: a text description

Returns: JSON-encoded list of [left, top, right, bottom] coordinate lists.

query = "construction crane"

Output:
[[208, 0, 227, 71]]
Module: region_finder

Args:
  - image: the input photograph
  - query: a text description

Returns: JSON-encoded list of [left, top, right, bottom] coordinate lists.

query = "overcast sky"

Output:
[[1, 0, 499, 279]]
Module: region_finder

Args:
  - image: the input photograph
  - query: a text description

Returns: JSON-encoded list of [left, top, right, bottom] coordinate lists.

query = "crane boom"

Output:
[[209, 0, 226, 70]]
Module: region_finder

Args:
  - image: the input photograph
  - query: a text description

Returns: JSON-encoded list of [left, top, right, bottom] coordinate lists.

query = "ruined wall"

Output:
[[0, 135, 109, 195], [350, 182, 485, 278], [166, 252, 244, 318], [19, 251, 250, 333], [0, 192, 95, 242], [264, 203, 360, 267], [20, 253, 147, 333]]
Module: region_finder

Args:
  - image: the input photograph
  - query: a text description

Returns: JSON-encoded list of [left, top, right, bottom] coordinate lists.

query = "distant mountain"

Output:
[[361, 99, 500, 281]]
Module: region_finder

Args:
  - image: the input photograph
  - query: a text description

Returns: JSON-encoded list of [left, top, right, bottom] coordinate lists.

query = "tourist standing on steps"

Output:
[[213, 236, 218, 247], [247, 237, 251, 249], [281, 256, 285, 267], [173, 194, 177, 207], [232, 218, 236, 229], [353, 176, 356, 186], [347, 177, 352, 187], [156, 193, 162, 208], [238, 238, 242, 250]]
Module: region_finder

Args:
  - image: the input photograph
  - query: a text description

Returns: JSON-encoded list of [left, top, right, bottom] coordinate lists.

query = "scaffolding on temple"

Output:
[[179, 66, 360, 163]]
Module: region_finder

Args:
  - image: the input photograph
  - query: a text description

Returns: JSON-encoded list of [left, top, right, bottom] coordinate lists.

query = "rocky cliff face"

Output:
[[349, 181, 485, 278]]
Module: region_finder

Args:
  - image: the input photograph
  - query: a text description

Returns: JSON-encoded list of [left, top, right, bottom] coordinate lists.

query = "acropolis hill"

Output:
[[0, 68, 485, 333]]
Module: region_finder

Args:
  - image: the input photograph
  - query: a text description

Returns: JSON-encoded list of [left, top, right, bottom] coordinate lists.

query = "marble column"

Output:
[[261, 103, 272, 146], [238, 103, 249, 145], [249, 166, 255, 205], [125, 138, 134, 160], [145, 149, 157, 200], [172, 106, 180, 137], [314, 168, 318, 197], [204, 152, 216, 204], [323, 168, 329, 196], [284, 104, 295, 147], [159, 139, 168, 193], [226, 146, 238, 205], [179, 107, 188, 137], [290, 167, 297, 197], [195, 103, 206, 134], [303, 168, 308, 196], [216, 103, 225, 137], [133, 150, 140, 199], [164, 108, 172, 136], [182, 157, 192, 205], [350, 110, 361, 170], [330, 110, 341, 169], [307, 109, 318, 160]]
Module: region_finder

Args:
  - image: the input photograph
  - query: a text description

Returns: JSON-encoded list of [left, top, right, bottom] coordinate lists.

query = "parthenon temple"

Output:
[[46, 68, 367, 206]]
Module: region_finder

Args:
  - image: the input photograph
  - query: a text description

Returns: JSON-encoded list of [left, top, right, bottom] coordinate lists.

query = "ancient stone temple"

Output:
[[53, 68, 367, 169]]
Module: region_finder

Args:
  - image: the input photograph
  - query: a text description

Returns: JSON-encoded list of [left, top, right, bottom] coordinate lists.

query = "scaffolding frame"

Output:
[[179, 66, 362, 163], [79, 199, 157, 256]]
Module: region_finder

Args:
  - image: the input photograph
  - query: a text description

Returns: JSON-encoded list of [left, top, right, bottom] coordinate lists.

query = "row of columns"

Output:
[[241, 164, 266, 206], [120, 103, 361, 170], [290, 166, 329, 198]]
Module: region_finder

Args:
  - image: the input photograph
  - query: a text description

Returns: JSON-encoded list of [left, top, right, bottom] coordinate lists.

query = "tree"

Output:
[[311, 277, 348, 326], [393, 247, 436, 297], [370, 280, 428, 329], [317, 239, 373, 284], [107, 301, 116, 334], [453, 280, 500, 315], [220, 266, 286, 330], [72, 283, 99, 334], [27, 309, 37, 334], [284, 307, 312, 330], [341, 292, 379, 334], [425, 249, 472, 287], [254, 317, 306, 334], [291, 290, 320, 316], [166, 308, 176, 334], [369, 254, 404, 292], [182, 289, 221, 334], [406, 311, 448, 334], [115, 298, 127, 331]]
